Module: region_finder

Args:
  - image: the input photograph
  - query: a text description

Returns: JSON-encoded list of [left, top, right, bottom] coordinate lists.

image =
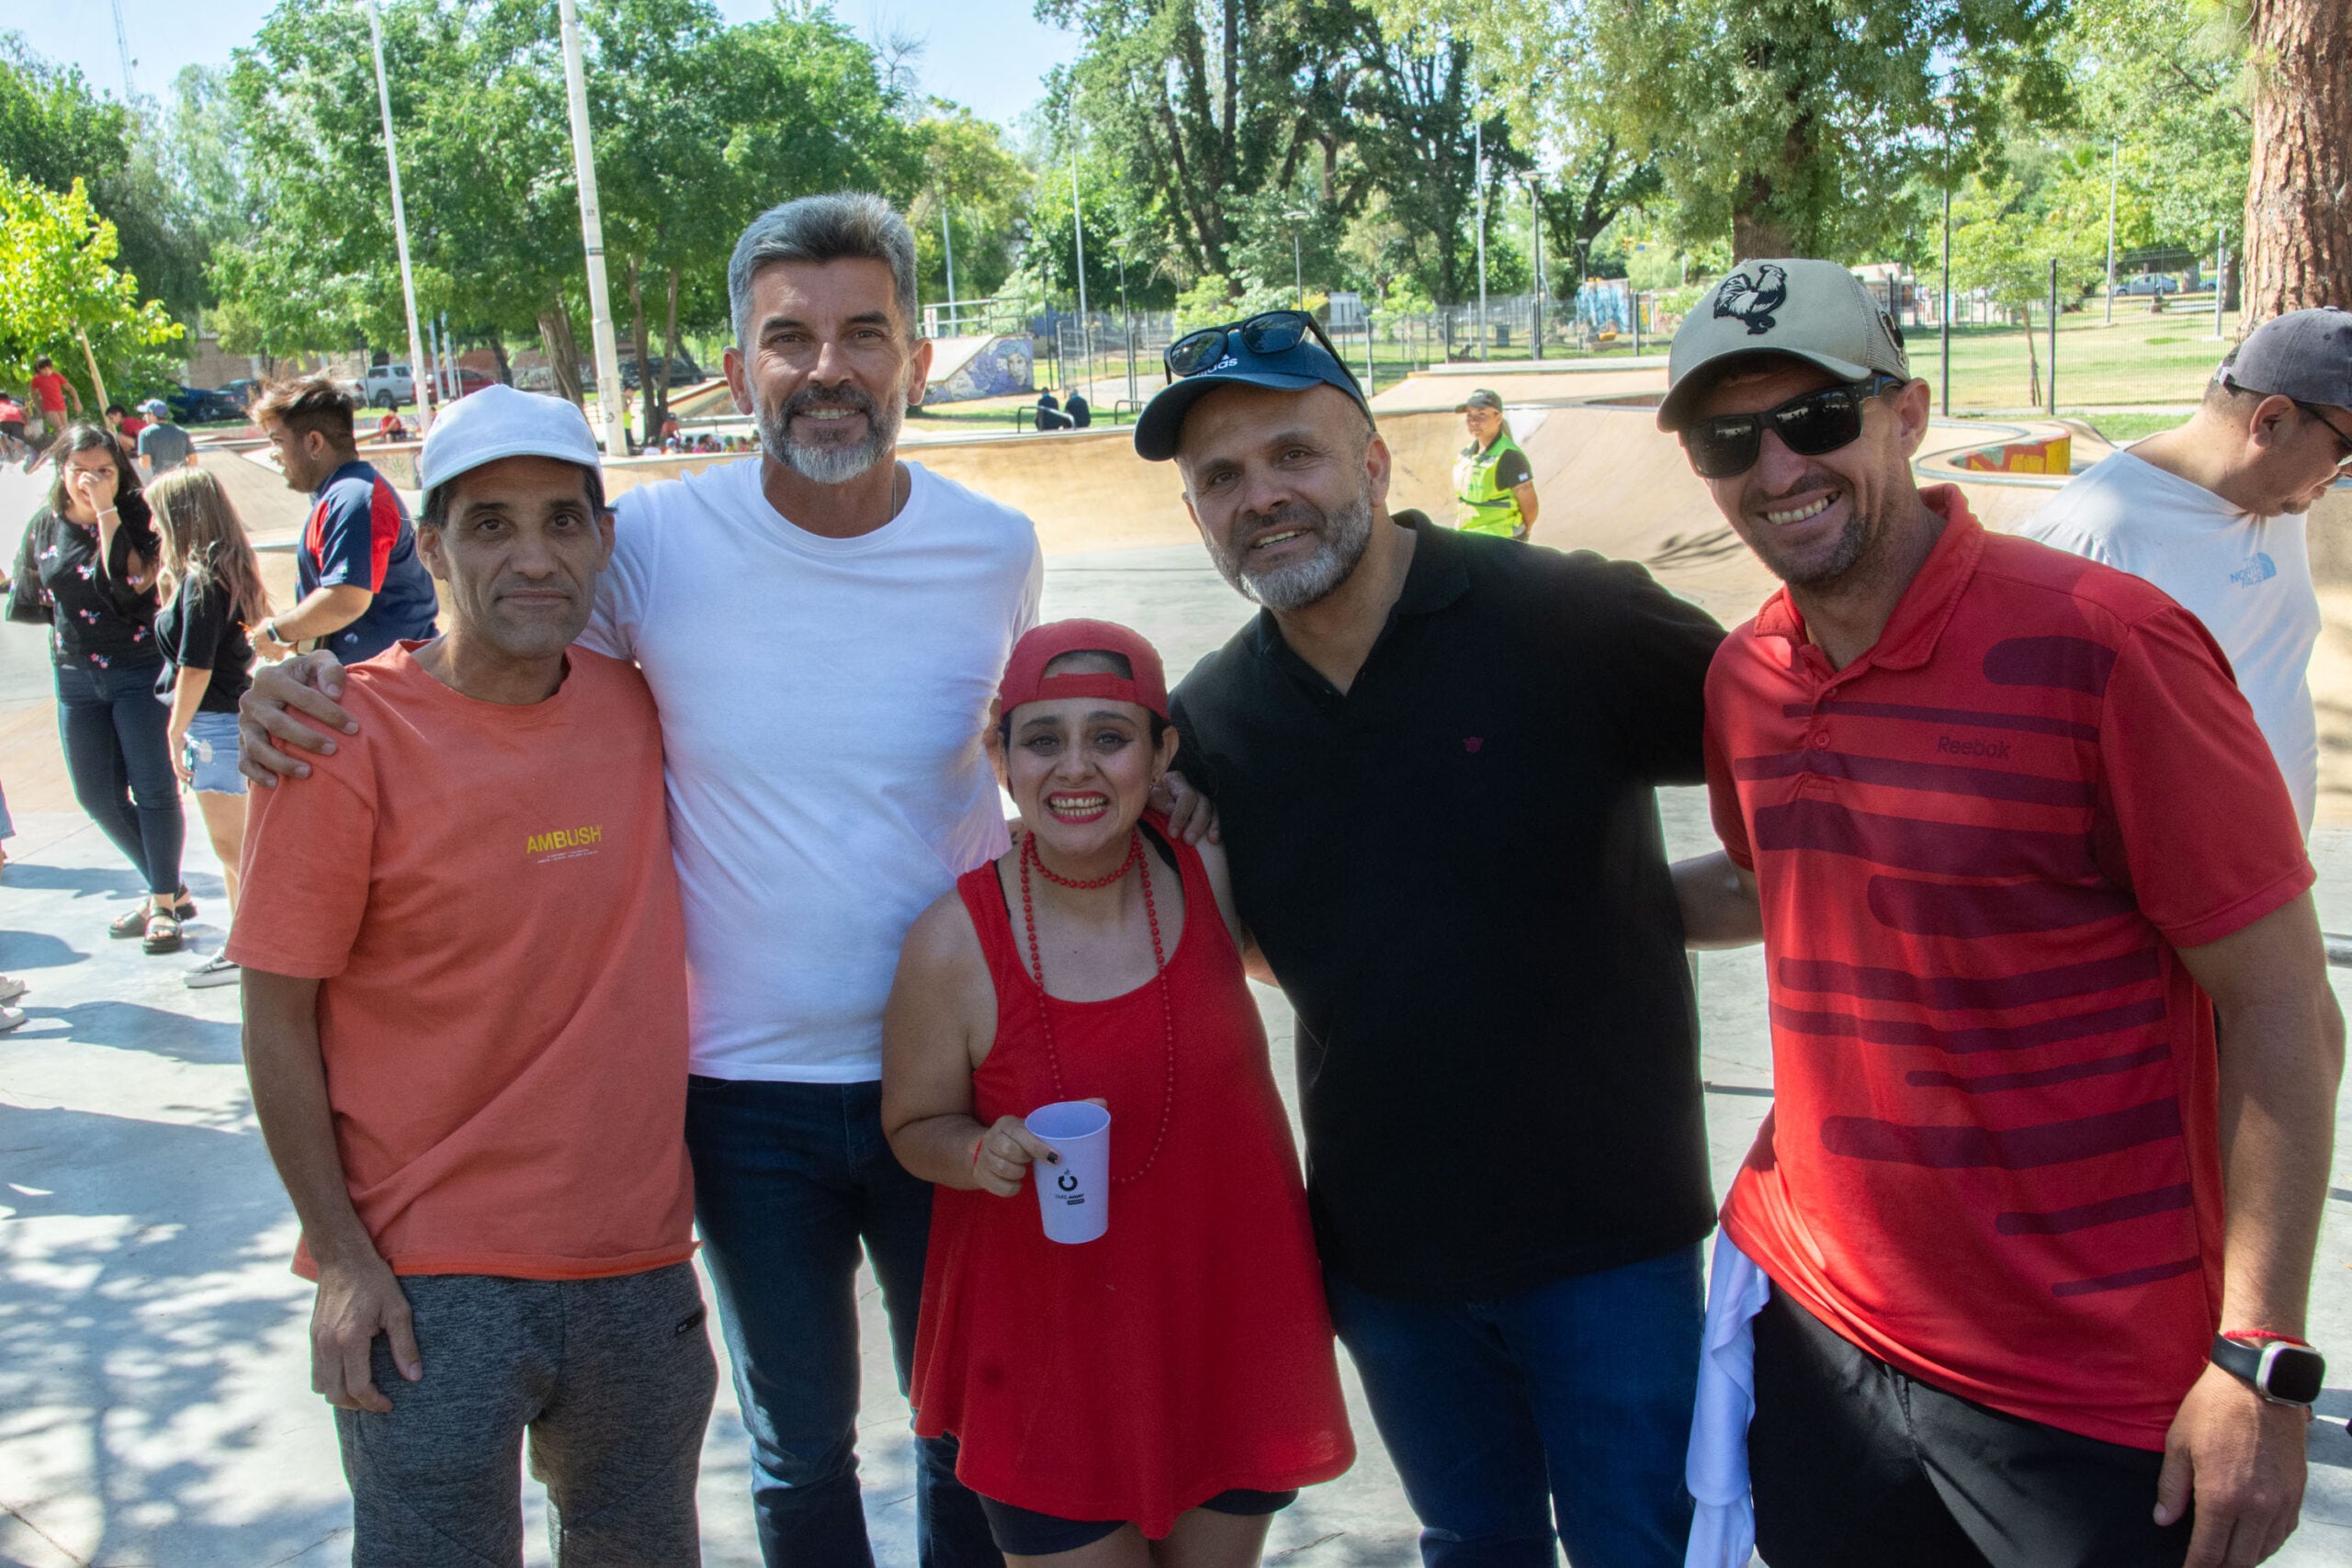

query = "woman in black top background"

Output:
[[150, 468, 268, 987], [5, 424, 189, 953]]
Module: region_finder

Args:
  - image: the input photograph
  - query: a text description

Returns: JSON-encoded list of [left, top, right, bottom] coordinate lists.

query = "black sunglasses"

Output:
[[2291, 400, 2352, 471], [1681, 377, 1897, 479], [1163, 310, 1364, 396]]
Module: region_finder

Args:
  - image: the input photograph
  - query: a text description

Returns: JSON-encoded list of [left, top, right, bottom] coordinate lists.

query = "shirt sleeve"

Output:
[[1589, 558, 1726, 786], [310, 481, 385, 592], [223, 722, 379, 978], [1168, 686, 1220, 803], [578, 495, 650, 661], [171, 578, 227, 671], [1494, 448, 1533, 489], [2097, 603, 2313, 948]]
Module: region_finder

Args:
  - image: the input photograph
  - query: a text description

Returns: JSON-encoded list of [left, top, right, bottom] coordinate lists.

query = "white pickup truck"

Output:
[[358, 363, 415, 408]]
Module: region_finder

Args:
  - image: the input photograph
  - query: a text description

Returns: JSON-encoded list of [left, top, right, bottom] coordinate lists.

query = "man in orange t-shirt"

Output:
[[230, 386, 713, 1566]]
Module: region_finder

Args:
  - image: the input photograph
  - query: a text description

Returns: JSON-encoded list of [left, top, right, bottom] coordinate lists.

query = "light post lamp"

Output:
[[365, 0, 434, 434], [556, 0, 628, 456], [1472, 117, 1488, 361]]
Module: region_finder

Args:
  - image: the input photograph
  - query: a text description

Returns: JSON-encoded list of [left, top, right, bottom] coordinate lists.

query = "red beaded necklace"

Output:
[[1017, 828, 1177, 1185]]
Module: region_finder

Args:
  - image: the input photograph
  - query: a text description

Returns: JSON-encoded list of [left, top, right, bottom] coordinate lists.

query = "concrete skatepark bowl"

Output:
[[2, 366, 2349, 1565]]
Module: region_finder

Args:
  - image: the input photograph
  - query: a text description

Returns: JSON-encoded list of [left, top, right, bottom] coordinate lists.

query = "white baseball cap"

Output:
[[1658, 259, 1912, 432], [417, 384, 603, 493]]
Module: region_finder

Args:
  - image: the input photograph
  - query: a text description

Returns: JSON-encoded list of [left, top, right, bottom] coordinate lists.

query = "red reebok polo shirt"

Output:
[[1705, 486, 2312, 1450]]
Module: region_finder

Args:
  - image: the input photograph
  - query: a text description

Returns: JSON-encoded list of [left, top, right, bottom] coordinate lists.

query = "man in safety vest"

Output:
[[1453, 387, 1539, 538]]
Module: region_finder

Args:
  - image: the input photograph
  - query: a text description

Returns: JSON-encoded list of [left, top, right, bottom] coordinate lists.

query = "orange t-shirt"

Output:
[[228, 644, 695, 1281]]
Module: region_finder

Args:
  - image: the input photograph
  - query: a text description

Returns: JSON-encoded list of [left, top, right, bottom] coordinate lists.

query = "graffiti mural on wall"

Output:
[[927, 335, 1035, 403]]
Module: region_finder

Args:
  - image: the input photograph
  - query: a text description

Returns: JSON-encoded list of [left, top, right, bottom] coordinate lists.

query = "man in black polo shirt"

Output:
[[1134, 313, 1724, 1566]]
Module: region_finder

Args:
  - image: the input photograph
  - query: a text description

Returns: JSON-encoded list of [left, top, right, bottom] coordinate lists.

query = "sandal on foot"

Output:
[[142, 912, 183, 955], [110, 888, 195, 938]]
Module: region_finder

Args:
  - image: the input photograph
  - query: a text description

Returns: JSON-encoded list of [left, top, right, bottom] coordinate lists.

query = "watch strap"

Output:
[[2211, 1334, 2324, 1406]]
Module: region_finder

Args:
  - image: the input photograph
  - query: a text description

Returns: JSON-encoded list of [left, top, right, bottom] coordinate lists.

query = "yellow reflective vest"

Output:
[[1453, 429, 1530, 536]]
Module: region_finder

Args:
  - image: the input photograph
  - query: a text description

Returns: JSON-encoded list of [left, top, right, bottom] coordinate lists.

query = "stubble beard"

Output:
[[1208, 487, 1377, 611], [759, 380, 905, 484]]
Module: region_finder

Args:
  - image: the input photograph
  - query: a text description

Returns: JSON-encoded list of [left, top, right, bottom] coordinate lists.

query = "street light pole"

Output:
[[1069, 109, 1091, 400], [365, 0, 434, 434], [1528, 178, 1544, 359], [1473, 117, 1488, 362], [2103, 139, 2118, 325], [556, 0, 627, 457], [941, 201, 956, 329], [1940, 179, 1952, 417]]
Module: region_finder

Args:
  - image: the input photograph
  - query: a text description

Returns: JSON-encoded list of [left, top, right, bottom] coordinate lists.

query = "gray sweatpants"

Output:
[[334, 1262, 717, 1567]]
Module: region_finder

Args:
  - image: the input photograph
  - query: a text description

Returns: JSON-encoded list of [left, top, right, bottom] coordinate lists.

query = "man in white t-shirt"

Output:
[[2023, 308, 2352, 833], [240, 194, 1036, 1567]]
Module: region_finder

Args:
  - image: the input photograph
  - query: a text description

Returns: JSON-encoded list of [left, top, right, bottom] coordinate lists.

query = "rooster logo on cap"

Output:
[[1713, 264, 1789, 336]]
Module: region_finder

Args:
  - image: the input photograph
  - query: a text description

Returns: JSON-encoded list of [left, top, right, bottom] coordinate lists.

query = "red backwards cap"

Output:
[[996, 619, 1170, 720]]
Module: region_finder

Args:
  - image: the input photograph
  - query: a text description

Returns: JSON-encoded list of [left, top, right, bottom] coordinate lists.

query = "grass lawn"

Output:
[[2075, 411, 2182, 445], [1907, 307, 2241, 412]]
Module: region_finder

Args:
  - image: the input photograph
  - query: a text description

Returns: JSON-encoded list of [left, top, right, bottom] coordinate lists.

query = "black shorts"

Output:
[[977, 1487, 1295, 1556], [0, 420, 22, 442], [1749, 1288, 2193, 1568]]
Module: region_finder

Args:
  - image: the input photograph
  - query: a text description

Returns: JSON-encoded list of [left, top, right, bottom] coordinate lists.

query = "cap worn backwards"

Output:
[[417, 384, 604, 494], [1657, 258, 1912, 433], [998, 618, 1170, 720]]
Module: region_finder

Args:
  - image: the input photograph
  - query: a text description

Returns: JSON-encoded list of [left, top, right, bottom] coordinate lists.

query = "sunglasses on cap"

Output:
[[1163, 310, 1366, 395], [1680, 376, 1900, 479]]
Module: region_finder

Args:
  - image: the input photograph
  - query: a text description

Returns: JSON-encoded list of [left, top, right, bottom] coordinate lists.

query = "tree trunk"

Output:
[[662, 266, 681, 428], [2244, 0, 2352, 317], [490, 332, 513, 388], [2022, 302, 2041, 409], [539, 302, 584, 406], [627, 258, 655, 445]]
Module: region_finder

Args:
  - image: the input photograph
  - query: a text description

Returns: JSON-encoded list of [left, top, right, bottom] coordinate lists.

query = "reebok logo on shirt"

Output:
[[1935, 735, 2011, 759], [526, 824, 605, 861]]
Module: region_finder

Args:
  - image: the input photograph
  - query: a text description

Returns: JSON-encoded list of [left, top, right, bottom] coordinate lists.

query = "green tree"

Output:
[[908, 106, 1034, 311], [1374, 0, 2072, 262], [0, 174, 184, 400]]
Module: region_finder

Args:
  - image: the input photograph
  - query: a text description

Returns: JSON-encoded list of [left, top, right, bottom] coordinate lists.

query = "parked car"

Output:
[[620, 353, 703, 389], [218, 378, 261, 410], [360, 362, 416, 407], [131, 384, 243, 424], [2120, 274, 2180, 297]]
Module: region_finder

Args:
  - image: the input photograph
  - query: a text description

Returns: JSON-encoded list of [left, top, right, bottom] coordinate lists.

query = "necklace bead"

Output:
[[1018, 829, 1177, 1186]]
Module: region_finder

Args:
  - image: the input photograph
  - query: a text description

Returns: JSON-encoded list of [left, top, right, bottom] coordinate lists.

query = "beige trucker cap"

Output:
[[1657, 259, 1912, 432]]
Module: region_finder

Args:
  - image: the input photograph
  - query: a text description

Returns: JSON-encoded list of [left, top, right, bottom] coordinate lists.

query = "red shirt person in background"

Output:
[[1667, 260, 2342, 1568], [28, 355, 78, 434]]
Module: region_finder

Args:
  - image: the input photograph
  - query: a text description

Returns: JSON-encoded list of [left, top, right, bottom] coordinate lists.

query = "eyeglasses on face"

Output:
[[2291, 400, 2352, 472], [1680, 377, 1898, 479]]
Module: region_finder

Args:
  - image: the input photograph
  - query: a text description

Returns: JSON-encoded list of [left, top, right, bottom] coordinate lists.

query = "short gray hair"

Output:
[[729, 192, 921, 348]]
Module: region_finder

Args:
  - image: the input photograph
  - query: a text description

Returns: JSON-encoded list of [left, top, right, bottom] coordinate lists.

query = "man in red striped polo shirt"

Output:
[[1666, 259, 2342, 1568]]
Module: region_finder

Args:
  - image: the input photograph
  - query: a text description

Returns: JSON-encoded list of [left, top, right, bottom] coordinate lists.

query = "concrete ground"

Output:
[[4, 467, 2350, 1565]]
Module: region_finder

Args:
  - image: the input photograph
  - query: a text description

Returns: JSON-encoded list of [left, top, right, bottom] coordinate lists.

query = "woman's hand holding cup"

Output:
[[971, 1114, 1064, 1199]]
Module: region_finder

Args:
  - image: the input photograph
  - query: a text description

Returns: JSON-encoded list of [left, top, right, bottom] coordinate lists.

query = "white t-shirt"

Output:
[[583, 457, 1042, 1080], [2021, 449, 2319, 833]]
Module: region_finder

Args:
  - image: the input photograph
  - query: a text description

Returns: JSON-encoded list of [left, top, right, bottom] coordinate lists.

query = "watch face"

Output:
[[2265, 1346, 2327, 1405]]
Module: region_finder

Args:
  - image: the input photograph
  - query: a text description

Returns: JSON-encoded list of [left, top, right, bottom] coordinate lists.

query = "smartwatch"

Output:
[[261, 618, 282, 646], [2210, 1335, 2326, 1406]]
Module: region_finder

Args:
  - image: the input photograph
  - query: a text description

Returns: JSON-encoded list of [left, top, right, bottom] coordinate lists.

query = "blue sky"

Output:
[[35, 0, 1080, 128]]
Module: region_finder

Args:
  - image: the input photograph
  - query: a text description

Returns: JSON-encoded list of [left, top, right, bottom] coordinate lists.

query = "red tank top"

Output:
[[909, 828, 1354, 1534]]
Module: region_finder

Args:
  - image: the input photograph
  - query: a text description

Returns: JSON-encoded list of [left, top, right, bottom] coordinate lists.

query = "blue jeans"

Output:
[[1326, 1246, 1704, 1568], [54, 660, 182, 897], [685, 1076, 1001, 1568]]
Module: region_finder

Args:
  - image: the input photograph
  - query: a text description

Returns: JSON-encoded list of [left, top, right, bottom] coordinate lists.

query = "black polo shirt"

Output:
[[1170, 513, 1726, 1300]]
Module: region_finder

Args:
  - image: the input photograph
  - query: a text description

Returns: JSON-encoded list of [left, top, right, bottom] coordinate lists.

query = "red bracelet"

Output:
[[970, 1135, 986, 1170], [2220, 1328, 2309, 1347]]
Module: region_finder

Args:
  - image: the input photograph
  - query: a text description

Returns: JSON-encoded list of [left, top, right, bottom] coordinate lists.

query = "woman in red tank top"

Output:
[[883, 619, 1352, 1565]]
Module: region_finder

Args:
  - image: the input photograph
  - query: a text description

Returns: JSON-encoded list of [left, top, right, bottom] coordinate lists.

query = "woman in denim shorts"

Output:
[[149, 468, 270, 989]]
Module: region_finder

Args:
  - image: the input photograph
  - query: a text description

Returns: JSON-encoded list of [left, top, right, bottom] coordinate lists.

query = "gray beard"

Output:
[[1208, 488, 1377, 611], [759, 383, 903, 484]]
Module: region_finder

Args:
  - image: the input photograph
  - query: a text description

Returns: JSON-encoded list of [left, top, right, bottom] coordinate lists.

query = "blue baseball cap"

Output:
[[1133, 322, 1371, 462]]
